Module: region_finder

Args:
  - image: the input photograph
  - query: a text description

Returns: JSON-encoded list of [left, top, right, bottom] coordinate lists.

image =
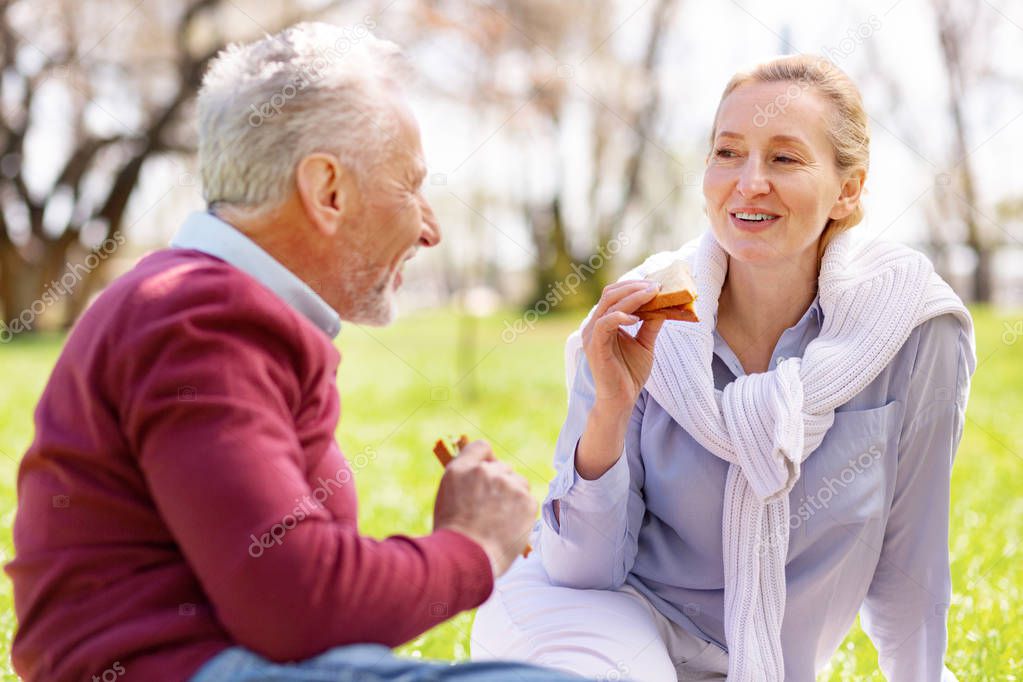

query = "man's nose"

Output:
[[737, 157, 770, 198], [419, 195, 441, 247]]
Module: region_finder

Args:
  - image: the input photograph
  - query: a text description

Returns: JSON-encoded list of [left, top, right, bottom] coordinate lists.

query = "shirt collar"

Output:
[[712, 292, 823, 378], [808, 294, 823, 324], [170, 211, 342, 339]]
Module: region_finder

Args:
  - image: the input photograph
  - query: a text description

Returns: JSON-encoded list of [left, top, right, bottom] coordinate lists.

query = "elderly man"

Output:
[[7, 23, 581, 682]]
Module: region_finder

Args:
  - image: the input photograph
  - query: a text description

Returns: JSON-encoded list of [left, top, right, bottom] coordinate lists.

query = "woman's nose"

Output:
[[736, 158, 770, 198]]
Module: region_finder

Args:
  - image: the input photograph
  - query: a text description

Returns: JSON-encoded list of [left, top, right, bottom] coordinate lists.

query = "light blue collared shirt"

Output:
[[538, 295, 972, 681], [170, 211, 341, 338]]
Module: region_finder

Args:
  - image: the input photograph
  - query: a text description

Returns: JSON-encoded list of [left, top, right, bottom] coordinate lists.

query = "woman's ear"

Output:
[[829, 167, 866, 221], [294, 152, 361, 236]]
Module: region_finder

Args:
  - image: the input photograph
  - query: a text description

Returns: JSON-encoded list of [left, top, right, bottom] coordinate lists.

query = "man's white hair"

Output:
[[198, 22, 405, 210]]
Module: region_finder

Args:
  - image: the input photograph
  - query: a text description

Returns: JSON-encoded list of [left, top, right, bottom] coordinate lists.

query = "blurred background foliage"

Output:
[[1, 0, 1022, 334]]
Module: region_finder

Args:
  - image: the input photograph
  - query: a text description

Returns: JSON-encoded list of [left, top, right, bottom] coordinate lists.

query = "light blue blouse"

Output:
[[537, 295, 972, 681]]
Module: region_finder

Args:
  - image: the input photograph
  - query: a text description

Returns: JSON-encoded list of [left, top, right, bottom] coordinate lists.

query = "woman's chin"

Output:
[[719, 237, 787, 265]]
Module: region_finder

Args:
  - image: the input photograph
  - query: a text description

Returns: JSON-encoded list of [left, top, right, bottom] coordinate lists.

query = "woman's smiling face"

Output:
[[703, 80, 861, 268]]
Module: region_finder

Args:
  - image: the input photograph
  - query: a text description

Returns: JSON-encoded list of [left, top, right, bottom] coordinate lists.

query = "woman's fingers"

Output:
[[633, 315, 666, 350], [592, 311, 641, 343], [583, 280, 659, 345], [606, 285, 663, 317], [592, 280, 659, 321], [588, 286, 661, 349]]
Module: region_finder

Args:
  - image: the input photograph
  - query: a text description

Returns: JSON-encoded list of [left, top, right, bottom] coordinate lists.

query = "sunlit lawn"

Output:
[[0, 306, 1019, 680]]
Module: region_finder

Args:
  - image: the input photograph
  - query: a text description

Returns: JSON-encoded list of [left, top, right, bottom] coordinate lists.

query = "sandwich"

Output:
[[432, 434, 532, 558], [634, 260, 699, 322], [432, 435, 470, 467]]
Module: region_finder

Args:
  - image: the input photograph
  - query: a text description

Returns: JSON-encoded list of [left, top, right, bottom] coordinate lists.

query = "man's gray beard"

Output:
[[338, 254, 397, 326]]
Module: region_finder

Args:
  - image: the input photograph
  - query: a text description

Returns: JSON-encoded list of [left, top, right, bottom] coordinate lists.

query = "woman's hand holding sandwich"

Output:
[[575, 280, 666, 480]]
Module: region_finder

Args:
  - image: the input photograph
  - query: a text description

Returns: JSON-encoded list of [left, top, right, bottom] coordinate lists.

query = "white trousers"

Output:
[[470, 554, 729, 682]]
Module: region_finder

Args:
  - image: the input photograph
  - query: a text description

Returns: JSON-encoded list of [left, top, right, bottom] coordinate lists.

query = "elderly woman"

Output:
[[471, 55, 975, 682]]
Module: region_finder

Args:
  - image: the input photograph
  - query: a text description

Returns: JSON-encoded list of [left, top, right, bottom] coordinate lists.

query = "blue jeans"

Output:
[[190, 644, 586, 681]]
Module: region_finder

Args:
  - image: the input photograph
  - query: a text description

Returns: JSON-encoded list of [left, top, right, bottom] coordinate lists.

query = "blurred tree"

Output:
[[866, 0, 1011, 301], [931, 0, 997, 302], [0, 0, 338, 333], [996, 196, 1023, 225], [400, 0, 682, 309]]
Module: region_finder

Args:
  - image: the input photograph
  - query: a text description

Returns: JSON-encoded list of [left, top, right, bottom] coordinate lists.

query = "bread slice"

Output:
[[634, 261, 699, 322], [640, 304, 698, 322], [430, 434, 533, 558]]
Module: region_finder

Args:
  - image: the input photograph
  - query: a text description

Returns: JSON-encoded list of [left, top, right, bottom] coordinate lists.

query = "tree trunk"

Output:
[[934, 0, 995, 302], [0, 246, 48, 337], [527, 197, 588, 309], [0, 228, 116, 335]]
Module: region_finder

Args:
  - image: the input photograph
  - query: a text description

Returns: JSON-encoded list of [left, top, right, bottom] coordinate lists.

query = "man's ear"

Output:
[[829, 167, 866, 221], [294, 152, 361, 236]]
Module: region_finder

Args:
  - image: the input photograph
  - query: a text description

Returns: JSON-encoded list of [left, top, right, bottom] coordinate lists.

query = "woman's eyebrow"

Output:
[[716, 131, 811, 148]]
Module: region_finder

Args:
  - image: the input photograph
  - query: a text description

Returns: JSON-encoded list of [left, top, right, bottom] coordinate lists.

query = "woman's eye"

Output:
[[774, 155, 798, 163], [714, 148, 737, 158]]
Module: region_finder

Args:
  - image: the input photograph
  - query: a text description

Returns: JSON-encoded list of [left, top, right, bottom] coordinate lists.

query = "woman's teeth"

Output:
[[733, 212, 778, 221]]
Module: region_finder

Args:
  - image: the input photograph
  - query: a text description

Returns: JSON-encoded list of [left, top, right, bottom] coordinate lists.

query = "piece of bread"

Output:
[[634, 261, 699, 322], [432, 435, 469, 467], [431, 434, 533, 558], [640, 305, 698, 322]]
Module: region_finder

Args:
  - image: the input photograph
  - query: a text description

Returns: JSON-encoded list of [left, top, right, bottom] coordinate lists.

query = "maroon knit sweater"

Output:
[[6, 249, 493, 682]]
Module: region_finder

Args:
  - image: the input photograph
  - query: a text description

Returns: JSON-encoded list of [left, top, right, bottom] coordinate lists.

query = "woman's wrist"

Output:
[[589, 397, 635, 435], [575, 403, 631, 480]]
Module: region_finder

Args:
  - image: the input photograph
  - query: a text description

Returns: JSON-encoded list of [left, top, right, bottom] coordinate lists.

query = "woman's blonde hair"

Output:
[[709, 55, 870, 259]]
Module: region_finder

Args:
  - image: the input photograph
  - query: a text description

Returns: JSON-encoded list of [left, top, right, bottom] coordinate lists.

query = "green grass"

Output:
[[0, 307, 1020, 680]]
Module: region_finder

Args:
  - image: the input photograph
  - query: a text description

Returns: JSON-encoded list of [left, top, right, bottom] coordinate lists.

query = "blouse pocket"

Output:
[[795, 400, 900, 535]]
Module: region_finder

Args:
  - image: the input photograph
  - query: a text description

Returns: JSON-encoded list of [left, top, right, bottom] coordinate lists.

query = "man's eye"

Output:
[[774, 155, 798, 163]]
